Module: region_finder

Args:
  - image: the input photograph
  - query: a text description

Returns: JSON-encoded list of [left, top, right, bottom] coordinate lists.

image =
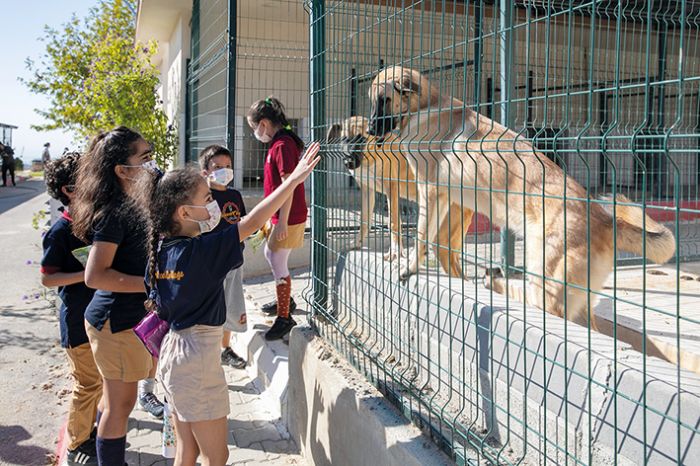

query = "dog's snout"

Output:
[[341, 135, 365, 170], [368, 96, 396, 137]]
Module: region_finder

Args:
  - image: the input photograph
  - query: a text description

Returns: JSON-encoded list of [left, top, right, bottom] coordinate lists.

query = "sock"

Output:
[[276, 276, 292, 319], [138, 378, 155, 396], [96, 436, 126, 466]]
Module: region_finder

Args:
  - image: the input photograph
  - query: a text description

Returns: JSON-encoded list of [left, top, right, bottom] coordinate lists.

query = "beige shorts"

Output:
[[267, 221, 306, 251], [158, 325, 229, 423], [85, 319, 153, 383]]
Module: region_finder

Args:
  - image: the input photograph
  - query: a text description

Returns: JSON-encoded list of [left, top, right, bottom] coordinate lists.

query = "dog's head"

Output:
[[368, 66, 432, 138], [326, 116, 369, 170]]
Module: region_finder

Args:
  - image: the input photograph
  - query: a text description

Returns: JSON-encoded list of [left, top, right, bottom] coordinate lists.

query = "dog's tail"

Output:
[[602, 194, 676, 264]]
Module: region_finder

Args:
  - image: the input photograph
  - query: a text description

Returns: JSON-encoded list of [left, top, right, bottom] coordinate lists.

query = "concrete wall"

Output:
[[288, 326, 454, 466], [325, 250, 700, 465]]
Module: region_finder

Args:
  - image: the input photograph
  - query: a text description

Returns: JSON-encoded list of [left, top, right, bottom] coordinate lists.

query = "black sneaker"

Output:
[[138, 392, 164, 419], [261, 297, 297, 315], [221, 347, 246, 369], [264, 316, 297, 341], [67, 439, 97, 466]]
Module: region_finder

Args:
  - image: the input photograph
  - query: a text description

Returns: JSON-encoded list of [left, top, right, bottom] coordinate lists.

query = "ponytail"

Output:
[[248, 96, 305, 151]]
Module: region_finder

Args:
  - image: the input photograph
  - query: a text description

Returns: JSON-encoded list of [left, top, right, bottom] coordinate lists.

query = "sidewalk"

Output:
[[119, 275, 310, 466]]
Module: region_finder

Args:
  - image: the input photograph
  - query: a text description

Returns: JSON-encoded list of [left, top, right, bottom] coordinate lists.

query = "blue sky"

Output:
[[0, 1, 97, 163]]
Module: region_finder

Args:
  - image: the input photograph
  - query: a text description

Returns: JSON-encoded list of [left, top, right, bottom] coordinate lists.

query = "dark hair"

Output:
[[45, 152, 81, 206], [198, 145, 232, 171], [247, 96, 304, 150], [139, 166, 203, 311], [71, 126, 144, 242]]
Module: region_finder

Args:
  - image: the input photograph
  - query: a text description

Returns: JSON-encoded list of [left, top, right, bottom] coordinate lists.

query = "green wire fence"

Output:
[[187, 0, 309, 189], [305, 1, 700, 465]]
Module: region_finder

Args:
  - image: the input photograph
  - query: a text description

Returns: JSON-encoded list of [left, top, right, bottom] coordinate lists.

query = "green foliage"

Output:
[[22, 0, 176, 166], [14, 159, 24, 171]]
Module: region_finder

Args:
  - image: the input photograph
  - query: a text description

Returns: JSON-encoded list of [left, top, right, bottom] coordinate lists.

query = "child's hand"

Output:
[[273, 223, 288, 242], [289, 142, 321, 185]]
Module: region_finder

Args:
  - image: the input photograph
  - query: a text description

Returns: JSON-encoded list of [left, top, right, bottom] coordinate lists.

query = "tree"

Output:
[[22, 0, 176, 166]]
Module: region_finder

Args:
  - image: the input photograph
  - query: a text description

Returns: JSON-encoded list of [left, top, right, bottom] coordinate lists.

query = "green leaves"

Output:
[[22, 0, 176, 166]]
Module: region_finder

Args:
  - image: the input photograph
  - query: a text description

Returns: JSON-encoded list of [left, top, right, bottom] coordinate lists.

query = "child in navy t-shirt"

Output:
[[198, 144, 248, 369], [41, 153, 102, 465], [139, 142, 319, 464]]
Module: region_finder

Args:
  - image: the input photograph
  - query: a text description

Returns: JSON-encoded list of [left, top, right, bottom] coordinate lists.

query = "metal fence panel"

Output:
[[306, 1, 700, 465]]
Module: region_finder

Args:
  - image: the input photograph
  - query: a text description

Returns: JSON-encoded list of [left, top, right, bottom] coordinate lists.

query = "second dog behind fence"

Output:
[[328, 115, 474, 278]]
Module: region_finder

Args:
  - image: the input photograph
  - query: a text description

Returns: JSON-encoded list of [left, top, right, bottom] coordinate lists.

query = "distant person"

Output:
[[42, 142, 51, 165], [63, 147, 70, 156], [1, 143, 16, 187]]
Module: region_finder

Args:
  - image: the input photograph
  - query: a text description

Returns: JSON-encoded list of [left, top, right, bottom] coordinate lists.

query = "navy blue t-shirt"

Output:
[[84, 203, 149, 333], [148, 224, 243, 331], [41, 212, 95, 348], [211, 187, 247, 251]]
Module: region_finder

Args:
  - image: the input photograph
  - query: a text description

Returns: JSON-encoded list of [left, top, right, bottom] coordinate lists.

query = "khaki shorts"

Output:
[[267, 221, 305, 251], [85, 319, 152, 383], [158, 325, 229, 423]]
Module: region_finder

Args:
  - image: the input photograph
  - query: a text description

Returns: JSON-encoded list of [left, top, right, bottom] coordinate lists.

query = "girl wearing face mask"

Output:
[[198, 145, 248, 369], [138, 143, 320, 466], [71, 126, 164, 465], [246, 96, 308, 340]]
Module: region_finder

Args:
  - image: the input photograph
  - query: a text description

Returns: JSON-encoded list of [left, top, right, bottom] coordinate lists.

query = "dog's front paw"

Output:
[[399, 261, 418, 282], [383, 244, 405, 262], [483, 267, 505, 293]]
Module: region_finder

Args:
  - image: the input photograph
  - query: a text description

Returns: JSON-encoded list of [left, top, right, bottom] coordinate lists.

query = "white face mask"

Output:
[[185, 200, 221, 234], [208, 168, 234, 186], [254, 125, 272, 144], [121, 160, 162, 180]]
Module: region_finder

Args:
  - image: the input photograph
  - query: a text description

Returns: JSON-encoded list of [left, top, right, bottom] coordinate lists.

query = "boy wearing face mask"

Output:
[[199, 145, 248, 369]]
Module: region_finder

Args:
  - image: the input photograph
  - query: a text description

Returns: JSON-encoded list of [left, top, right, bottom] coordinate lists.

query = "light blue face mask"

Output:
[[208, 168, 234, 186]]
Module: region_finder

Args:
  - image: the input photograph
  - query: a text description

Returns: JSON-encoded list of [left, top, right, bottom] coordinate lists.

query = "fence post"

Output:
[[226, 0, 237, 165], [309, 0, 328, 312], [499, 0, 516, 275]]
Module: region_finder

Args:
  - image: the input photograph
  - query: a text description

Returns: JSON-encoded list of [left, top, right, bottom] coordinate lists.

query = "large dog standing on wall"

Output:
[[327, 116, 474, 278], [367, 66, 676, 329]]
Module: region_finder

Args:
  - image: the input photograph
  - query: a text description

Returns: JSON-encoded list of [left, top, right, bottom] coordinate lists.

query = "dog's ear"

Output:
[[326, 123, 342, 142], [394, 74, 420, 95]]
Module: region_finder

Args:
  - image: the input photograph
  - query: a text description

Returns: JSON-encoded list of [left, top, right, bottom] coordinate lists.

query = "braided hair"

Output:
[[138, 166, 203, 311], [247, 96, 304, 151], [72, 126, 144, 242]]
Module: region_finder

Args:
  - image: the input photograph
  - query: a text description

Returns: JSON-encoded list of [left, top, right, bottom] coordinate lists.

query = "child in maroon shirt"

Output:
[[247, 97, 307, 340]]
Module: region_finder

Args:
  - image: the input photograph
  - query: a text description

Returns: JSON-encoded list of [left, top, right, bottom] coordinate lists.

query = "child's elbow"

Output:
[[84, 269, 100, 289], [40, 275, 52, 287]]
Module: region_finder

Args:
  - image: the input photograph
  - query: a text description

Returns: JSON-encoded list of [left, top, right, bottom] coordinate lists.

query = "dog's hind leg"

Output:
[[434, 204, 473, 278]]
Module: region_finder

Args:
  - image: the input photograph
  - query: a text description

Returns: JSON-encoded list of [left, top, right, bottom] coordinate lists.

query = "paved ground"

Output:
[[124, 359, 306, 466], [123, 281, 309, 466], [0, 177, 307, 465], [0, 179, 71, 466]]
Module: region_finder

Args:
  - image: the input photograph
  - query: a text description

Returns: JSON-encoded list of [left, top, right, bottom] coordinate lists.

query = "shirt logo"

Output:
[[157, 270, 185, 280], [221, 201, 241, 225]]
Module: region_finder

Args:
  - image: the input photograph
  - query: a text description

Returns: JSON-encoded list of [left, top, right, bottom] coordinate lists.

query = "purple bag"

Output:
[[134, 311, 170, 358]]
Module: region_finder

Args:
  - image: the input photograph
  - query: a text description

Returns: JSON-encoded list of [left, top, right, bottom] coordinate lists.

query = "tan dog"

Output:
[[368, 66, 676, 329], [328, 116, 474, 277]]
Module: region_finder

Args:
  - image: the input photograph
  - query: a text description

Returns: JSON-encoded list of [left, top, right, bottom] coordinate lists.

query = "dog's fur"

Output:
[[328, 116, 474, 277], [368, 66, 676, 329]]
